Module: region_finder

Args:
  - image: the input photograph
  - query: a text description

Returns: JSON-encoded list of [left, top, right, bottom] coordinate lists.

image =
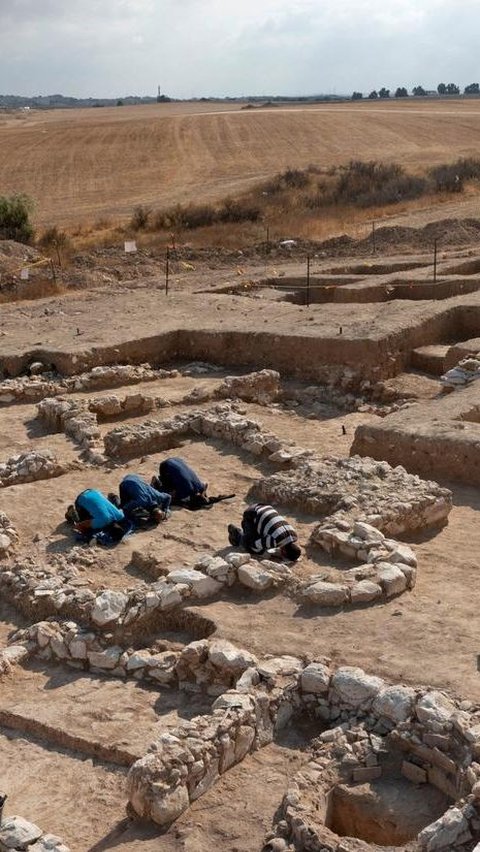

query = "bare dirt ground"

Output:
[[3, 99, 480, 225]]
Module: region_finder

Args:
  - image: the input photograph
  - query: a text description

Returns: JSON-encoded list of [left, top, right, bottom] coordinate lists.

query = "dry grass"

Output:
[[3, 99, 480, 230]]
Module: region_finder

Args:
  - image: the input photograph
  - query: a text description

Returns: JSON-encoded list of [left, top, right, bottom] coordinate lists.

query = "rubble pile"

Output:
[[251, 454, 452, 536], [0, 815, 69, 852], [441, 354, 480, 390], [301, 518, 417, 606], [216, 369, 280, 404], [0, 449, 68, 488]]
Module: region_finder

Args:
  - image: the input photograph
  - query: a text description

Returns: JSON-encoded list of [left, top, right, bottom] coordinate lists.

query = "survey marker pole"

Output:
[[165, 246, 170, 296], [306, 255, 311, 308]]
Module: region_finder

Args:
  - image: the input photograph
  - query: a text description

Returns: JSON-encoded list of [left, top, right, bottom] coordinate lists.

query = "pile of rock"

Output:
[[0, 450, 68, 488], [251, 454, 452, 536], [441, 355, 480, 390], [0, 815, 69, 852], [216, 369, 280, 404], [301, 518, 417, 606]]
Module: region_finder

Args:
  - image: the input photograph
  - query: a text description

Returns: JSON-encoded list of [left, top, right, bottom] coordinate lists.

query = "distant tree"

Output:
[[464, 83, 480, 94], [351, 91, 363, 100], [395, 87, 408, 98], [0, 194, 34, 243], [116, 99, 124, 106], [368, 90, 378, 99], [446, 83, 460, 95], [412, 85, 427, 96], [437, 83, 447, 95], [378, 87, 390, 99]]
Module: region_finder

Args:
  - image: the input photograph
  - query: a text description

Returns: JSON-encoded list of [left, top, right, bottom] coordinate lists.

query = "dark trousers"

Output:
[[241, 507, 260, 554]]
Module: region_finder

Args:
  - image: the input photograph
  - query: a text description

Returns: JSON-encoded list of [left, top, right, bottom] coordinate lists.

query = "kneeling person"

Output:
[[73, 488, 128, 542], [154, 457, 208, 509], [228, 503, 301, 561], [119, 474, 171, 524]]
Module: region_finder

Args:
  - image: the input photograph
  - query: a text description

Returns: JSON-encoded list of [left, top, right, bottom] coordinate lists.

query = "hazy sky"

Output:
[[0, 0, 479, 98]]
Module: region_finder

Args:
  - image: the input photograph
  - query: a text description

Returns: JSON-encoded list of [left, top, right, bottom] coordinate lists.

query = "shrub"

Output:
[[130, 205, 151, 231], [0, 194, 34, 243], [332, 161, 426, 207], [429, 158, 480, 193], [217, 198, 261, 224]]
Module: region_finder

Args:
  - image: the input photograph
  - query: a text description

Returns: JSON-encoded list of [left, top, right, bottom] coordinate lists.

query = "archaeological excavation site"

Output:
[[3, 229, 480, 852]]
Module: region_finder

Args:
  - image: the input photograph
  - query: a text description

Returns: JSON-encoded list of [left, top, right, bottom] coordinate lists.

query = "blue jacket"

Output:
[[76, 489, 124, 531], [119, 474, 171, 516], [159, 457, 205, 501]]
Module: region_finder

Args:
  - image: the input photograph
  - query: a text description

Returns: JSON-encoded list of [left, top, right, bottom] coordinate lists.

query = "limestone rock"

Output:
[[208, 640, 257, 675], [416, 691, 456, 725], [376, 563, 408, 598], [91, 590, 128, 626], [303, 581, 349, 607], [350, 579, 382, 603], [238, 563, 274, 591], [150, 784, 189, 827], [373, 685, 415, 722], [418, 806, 471, 850], [331, 667, 384, 708], [0, 816, 43, 849], [300, 662, 331, 694]]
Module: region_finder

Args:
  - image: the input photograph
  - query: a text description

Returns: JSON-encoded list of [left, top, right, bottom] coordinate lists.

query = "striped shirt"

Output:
[[249, 504, 297, 554]]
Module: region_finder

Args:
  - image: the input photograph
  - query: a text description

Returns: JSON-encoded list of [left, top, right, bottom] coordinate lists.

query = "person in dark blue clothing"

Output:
[[153, 457, 208, 509], [118, 474, 171, 523]]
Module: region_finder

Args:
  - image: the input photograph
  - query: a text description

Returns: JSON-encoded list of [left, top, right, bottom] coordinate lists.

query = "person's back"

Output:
[[76, 489, 124, 531], [119, 474, 171, 521], [228, 503, 301, 560], [159, 457, 206, 502]]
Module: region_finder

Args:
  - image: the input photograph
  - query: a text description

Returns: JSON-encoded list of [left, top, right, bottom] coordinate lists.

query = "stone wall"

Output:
[[0, 450, 69, 488]]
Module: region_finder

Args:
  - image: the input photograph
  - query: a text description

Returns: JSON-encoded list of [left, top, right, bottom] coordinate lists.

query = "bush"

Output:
[[130, 205, 151, 231], [0, 194, 34, 243], [217, 198, 261, 224], [38, 225, 72, 250], [429, 158, 480, 193], [332, 161, 426, 207]]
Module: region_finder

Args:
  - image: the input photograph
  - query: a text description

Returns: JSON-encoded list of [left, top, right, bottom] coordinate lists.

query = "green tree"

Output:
[[412, 85, 427, 96], [367, 90, 378, 99], [464, 83, 480, 94], [395, 87, 408, 98], [437, 83, 447, 95], [446, 83, 460, 94], [378, 87, 390, 98], [0, 194, 34, 243], [351, 91, 363, 100]]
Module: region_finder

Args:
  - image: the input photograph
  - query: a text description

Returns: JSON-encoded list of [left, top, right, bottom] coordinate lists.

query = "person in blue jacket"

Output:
[[74, 488, 128, 542], [153, 457, 208, 508], [118, 473, 171, 523]]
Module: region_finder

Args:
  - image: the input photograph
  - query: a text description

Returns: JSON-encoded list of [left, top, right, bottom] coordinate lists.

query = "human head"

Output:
[[151, 507, 165, 524], [281, 541, 301, 562]]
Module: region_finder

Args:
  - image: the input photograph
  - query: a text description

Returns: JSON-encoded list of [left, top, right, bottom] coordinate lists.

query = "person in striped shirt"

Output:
[[228, 503, 301, 561]]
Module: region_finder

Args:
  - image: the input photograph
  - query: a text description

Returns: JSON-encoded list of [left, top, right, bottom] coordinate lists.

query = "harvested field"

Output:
[[3, 100, 480, 226]]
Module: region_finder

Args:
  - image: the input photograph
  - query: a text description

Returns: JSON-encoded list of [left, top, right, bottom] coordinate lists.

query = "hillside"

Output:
[[1, 99, 480, 226]]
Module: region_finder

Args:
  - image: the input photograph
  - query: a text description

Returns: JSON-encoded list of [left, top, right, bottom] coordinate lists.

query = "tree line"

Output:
[[352, 83, 480, 100]]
